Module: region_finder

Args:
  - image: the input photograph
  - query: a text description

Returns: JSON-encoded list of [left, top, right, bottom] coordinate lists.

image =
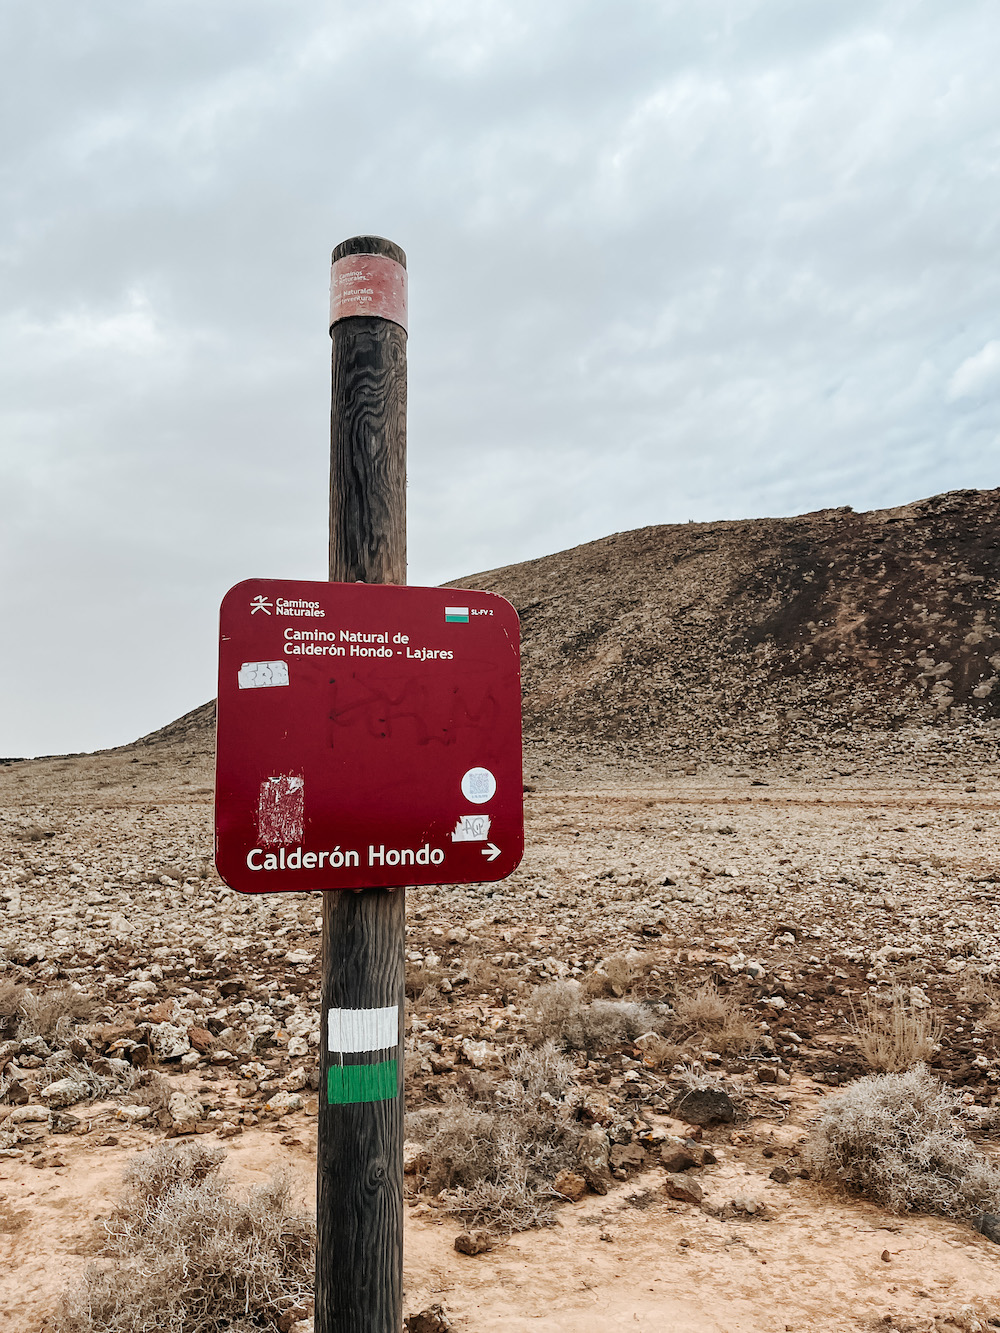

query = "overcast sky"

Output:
[[2, 1, 998, 756]]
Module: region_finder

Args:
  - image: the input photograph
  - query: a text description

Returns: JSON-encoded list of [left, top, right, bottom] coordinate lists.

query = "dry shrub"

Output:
[[956, 974, 996, 1006], [961, 978, 1000, 1038], [19, 986, 94, 1041], [459, 958, 501, 991], [633, 1031, 687, 1070], [504, 1039, 577, 1103], [33, 1052, 141, 1103], [672, 981, 729, 1028], [407, 1040, 580, 1234], [585, 952, 643, 998], [0, 980, 26, 1032], [981, 1004, 1000, 1040], [124, 1070, 173, 1113], [525, 980, 665, 1052], [672, 981, 758, 1055], [853, 987, 942, 1072], [406, 963, 445, 1003], [51, 1141, 314, 1333], [119, 1139, 226, 1208], [418, 1106, 558, 1233], [805, 1065, 1000, 1219]]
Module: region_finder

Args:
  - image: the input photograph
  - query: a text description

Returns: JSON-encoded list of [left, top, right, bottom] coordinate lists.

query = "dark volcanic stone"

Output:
[[670, 1087, 736, 1126]]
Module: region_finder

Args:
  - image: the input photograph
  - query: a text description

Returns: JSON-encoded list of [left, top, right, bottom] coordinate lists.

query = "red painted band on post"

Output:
[[330, 254, 408, 333]]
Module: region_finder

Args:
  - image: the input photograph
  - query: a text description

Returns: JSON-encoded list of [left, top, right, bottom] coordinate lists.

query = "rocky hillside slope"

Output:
[[143, 487, 1000, 766], [450, 486, 1000, 761]]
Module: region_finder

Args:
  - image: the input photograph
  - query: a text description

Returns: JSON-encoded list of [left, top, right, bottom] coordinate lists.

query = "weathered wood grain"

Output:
[[317, 888, 405, 1331], [332, 234, 407, 268], [318, 234, 407, 1333], [329, 317, 407, 586]]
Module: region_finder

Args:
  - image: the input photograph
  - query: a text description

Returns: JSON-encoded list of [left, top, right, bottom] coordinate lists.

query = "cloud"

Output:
[[2, 0, 1000, 753], [947, 340, 1000, 400]]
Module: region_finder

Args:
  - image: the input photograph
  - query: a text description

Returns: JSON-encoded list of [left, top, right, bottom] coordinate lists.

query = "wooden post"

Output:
[[317, 235, 408, 1333]]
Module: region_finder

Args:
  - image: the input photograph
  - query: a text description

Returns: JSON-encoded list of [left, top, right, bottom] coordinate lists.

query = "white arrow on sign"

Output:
[[481, 842, 501, 862]]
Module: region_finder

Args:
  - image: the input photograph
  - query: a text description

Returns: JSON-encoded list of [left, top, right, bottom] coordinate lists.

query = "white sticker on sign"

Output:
[[327, 1006, 398, 1054], [238, 660, 289, 689], [451, 814, 491, 842], [461, 767, 497, 805]]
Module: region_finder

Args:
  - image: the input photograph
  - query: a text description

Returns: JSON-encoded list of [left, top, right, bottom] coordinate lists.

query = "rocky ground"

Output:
[[2, 724, 1000, 1331]]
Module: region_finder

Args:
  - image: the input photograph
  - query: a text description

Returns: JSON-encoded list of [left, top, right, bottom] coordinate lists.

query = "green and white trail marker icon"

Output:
[[326, 1005, 399, 1106]]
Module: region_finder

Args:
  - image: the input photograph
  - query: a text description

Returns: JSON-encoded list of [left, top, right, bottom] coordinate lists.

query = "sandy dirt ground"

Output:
[[2, 740, 1000, 1331], [4, 1091, 1000, 1333]]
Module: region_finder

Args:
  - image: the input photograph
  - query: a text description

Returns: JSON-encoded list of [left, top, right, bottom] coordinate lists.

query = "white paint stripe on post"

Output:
[[327, 1006, 399, 1053]]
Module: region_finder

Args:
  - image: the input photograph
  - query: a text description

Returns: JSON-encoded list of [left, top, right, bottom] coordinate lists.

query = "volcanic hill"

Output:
[[149, 487, 1000, 772], [452, 486, 1000, 761]]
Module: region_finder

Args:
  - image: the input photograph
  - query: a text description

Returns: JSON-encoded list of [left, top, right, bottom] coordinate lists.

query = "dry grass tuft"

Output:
[[806, 1064, 1000, 1219], [406, 963, 446, 1004], [124, 1070, 173, 1113], [0, 980, 26, 1033], [956, 973, 997, 1006], [18, 986, 94, 1041], [672, 981, 759, 1055], [584, 952, 645, 998], [407, 1040, 581, 1234], [672, 981, 729, 1028], [960, 977, 1000, 1038], [458, 958, 503, 993], [51, 1141, 314, 1333], [852, 986, 942, 1072], [30, 1053, 141, 1105], [633, 1031, 687, 1070], [524, 980, 666, 1053]]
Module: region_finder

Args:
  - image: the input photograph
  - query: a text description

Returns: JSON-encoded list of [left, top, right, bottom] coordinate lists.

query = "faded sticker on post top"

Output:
[[238, 660, 289, 689], [451, 814, 491, 842], [330, 254, 407, 332], [461, 767, 496, 805], [257, 774, 304, 846]]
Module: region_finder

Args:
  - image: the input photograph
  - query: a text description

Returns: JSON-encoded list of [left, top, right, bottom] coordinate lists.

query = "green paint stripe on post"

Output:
[[327, 1060, 398, 1105]]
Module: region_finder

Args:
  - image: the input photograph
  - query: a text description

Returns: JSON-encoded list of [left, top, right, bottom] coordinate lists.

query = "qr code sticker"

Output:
[[461, 767, 497, 805]]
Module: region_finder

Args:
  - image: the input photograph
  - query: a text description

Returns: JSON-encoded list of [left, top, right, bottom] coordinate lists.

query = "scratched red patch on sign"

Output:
[[257, 774, 304, 846], [215, 580, 524, 894]]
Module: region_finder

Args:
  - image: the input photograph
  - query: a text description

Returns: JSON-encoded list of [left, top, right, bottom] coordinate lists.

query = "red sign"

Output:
[[214, 579, 524, 893]]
